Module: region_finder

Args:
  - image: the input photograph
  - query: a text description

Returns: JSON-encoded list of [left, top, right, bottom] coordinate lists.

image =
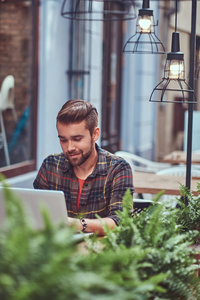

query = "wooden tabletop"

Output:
[[162, 151, 200, 165], [134, 171, 200, 196]]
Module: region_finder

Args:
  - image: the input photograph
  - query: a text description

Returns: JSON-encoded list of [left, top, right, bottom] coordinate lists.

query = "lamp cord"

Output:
[[175, 0, 178, 32]]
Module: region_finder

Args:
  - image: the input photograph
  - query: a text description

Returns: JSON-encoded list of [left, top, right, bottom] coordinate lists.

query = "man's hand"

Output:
[[68, 217, 116, 236]]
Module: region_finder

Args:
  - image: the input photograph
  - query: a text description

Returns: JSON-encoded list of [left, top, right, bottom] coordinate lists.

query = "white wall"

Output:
[[37, 4, 103, 163], [37, 0, 70, 169], [87, 20, 103, 139]]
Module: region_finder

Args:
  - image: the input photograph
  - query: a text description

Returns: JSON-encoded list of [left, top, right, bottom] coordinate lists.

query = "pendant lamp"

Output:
[[61, 0, 137, 21], [149, 0, 196, 103], [123, 0, 165, 54]]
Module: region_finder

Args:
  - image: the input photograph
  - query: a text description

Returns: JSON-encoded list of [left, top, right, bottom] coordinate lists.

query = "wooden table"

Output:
[[134, 171, 200, 196], [162, 151, 200, 165]]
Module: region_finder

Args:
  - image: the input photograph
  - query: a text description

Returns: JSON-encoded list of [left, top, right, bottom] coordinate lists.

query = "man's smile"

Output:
[[68, 152, 80, 157]]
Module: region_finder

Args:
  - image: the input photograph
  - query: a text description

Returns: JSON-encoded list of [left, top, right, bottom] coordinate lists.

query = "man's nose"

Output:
[[67, 140, 75, 152]]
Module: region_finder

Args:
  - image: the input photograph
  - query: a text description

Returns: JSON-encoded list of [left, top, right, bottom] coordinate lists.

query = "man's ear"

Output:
[[93, 127, 100, 142]]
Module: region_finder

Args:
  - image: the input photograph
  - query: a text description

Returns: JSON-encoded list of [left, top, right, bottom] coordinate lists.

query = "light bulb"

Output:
[[169, 60, 184, 79], [138, 16, 151, 32]]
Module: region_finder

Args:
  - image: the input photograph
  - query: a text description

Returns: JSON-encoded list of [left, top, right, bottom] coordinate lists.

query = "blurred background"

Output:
[[0, 0, 200, 187]]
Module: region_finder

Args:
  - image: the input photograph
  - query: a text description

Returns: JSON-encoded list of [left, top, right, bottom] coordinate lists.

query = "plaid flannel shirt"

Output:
[[33, 144, 134, 225]]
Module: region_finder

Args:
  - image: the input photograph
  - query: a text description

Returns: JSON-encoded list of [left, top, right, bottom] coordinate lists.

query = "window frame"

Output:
[[0, 0, 39, 179]]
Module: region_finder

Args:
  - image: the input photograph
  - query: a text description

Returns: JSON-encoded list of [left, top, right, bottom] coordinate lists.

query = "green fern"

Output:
[[176, 184, 200, 238], [0, 181, 168, 300], [1, 180, 200, 300], [101, 190, 200, 299]]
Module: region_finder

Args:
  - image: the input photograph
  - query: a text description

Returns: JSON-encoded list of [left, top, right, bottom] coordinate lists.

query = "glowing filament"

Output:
[[169, 60, 184, 78], [139, 16, 151, 32]]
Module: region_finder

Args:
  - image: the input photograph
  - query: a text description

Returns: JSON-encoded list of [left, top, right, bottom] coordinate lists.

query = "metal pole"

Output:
[[186, 0, 197, 190]]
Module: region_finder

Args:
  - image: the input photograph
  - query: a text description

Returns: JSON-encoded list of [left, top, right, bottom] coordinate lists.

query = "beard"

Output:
[[65, 141, 94, 167]]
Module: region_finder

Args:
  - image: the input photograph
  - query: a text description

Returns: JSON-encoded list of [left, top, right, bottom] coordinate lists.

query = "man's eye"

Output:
[[60, 139, 67, 143], [74, 138, 81, 142]]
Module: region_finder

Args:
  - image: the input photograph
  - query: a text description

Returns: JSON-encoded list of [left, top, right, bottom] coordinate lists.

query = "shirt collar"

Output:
[[94, 144, 108, 176], [62, 155, 73, 174]]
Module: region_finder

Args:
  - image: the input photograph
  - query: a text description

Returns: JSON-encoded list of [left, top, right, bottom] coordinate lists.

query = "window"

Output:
[[0, 0, 38, 178]]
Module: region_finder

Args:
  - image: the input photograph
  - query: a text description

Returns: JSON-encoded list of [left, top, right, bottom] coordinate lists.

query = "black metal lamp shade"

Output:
[[61, 0, 137, 21], [123, 27, 165, 54], [123, 0, 165, 54], [149, 32, 196, 103], [149, 78, 196, 104]]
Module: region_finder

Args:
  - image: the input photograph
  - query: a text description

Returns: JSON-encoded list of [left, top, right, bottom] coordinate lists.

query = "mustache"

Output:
[[66, 150, 80, 156]]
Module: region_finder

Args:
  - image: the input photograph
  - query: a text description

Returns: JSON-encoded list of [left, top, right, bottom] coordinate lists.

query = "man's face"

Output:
[[57, 120, 99, 167]]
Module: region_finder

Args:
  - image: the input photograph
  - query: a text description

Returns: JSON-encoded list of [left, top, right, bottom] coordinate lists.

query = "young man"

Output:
[[33, 99, 134, 235]]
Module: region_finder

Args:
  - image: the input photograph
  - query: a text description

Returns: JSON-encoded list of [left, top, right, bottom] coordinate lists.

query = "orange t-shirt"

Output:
[[77, 178, 85, 212]]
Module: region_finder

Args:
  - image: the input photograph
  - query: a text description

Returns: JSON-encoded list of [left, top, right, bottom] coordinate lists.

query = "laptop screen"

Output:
[[0, 187, 68, 229]]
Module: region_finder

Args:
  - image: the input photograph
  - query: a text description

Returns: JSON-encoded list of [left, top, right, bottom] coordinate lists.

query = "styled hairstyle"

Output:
[[56, 99, 98, 135]]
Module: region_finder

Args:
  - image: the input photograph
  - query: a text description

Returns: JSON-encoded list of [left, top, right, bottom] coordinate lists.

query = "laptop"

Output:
[[0, 187, 93, 242]]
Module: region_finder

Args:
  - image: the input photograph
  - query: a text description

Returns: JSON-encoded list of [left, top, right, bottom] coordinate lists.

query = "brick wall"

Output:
[[0, 0, 34, 166]]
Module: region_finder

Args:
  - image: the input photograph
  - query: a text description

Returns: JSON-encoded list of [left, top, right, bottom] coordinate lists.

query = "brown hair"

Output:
[[56, 99, 98, 135]]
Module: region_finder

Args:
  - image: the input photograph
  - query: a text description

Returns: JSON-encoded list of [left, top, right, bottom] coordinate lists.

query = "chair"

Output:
[[156, 165, 200, 207], [156, 165, 200, 177], [132, 199, 163, 215], [132, 199, 152, 214], [115, 150, 172, 201], [0, 75, 16, 165], [115, 151, 171, 173], [0, 75, 15, 110]]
